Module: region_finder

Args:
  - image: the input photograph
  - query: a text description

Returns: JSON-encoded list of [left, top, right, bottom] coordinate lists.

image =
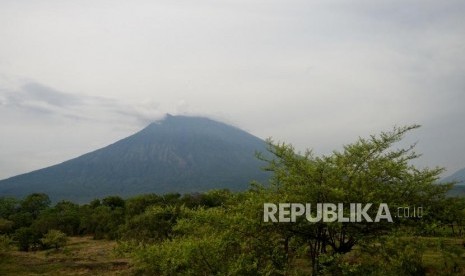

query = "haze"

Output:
[[1, 0, 464, 180]]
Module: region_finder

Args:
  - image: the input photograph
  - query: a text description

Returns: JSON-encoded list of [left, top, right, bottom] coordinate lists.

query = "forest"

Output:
[[1, 125, 465, 275]]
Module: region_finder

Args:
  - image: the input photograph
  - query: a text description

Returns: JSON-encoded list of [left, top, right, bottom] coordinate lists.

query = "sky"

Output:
[[0, 0, 464, 180]]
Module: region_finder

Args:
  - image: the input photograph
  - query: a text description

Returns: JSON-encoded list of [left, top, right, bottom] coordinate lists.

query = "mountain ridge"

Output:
[[443, 167, 465, 196], [442, 167, 465, 185]]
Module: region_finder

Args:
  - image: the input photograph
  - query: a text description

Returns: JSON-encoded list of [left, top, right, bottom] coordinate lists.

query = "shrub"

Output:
[[41, 229, 68, 250], [0, 234, 12, 253], [13, 227, 41, 251]]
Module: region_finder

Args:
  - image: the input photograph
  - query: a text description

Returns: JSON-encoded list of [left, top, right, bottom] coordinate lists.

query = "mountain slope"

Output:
[[0, 115, 270, 203], [443, 167, 465, 184], [443, 167, 465, 196]]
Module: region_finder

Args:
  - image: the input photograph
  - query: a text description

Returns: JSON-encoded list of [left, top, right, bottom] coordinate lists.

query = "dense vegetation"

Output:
[[1, 125, 465, 275]]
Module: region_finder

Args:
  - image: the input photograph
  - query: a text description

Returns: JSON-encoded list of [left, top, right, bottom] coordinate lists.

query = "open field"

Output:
[[1, 235, 464, 275], [0, 236, 132, 275]]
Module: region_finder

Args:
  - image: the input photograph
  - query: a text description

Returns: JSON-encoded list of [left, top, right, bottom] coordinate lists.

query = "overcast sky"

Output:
[[1, 0, 464, 180]]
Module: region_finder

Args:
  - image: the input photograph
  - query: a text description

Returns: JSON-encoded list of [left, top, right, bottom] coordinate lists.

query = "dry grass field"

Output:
[[0, 236, 132, 275]]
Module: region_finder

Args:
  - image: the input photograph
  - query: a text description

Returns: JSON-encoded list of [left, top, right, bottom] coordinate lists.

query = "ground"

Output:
[[1, 235, 464, 275], [0, 236, 132, 275]]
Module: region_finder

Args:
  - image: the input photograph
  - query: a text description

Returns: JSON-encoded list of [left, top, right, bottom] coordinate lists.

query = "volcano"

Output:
[[0, 115, 270, 202]]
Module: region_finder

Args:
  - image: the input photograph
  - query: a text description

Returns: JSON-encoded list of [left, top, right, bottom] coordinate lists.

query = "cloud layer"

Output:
[[1, 81, 164, 124], [0, 0, 464, 179]]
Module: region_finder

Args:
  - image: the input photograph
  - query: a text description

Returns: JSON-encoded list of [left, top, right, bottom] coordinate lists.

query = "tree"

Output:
[[255, 125, 451, 274], [13, 227, 41, 251], [198, 189, 231, 208], [0, 218, 14, 234], [53, 201, 81, 235], [8, 211, 33, 229], [89, 198, 101, 209], [0, 234, 12, 254], [125, 194, 161, 217], [0, 197, 19, 233], [122, 205, 187, 243], [0, 197, 19, 219], [41, 229, 68, 250], [32, 200, 81, 236], [20, 193, 51, 219], [102, 196, 125, 210]]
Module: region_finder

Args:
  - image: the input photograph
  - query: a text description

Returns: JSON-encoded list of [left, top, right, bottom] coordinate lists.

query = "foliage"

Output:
[[0, 234, 12, 253], [13, 227, 42, 251], [102, 196, 125, 210], [20, 193, 51, 219], [125, 194, 161, 217], [121, 205, 186, 243], [82, 205, 124, 240], [0, 218, 14, 234], [41, 229, 68, 250], [253, 125, 451, 274], [0, 197, 19, 219], [32, 200, 81, 236], [344, 234, 427, 275]]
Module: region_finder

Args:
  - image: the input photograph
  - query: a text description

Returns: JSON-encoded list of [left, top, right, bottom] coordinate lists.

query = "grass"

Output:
[[289, 236, 465, 275], [0, 236, 132, 275], [348, 236, 465, 275], [1, 235, 464, 275], [420, 237, 465, 275]]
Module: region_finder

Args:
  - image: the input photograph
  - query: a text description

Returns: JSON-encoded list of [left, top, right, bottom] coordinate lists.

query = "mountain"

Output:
[[443, 167, 465, 184], [442, 167, 465, 196], [0, 115, 270, 203]]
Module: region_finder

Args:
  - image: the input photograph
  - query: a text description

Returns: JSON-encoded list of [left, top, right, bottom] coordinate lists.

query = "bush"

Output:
[[324, 235, 427, 276], [0, 218, 14, 234], [41, 229, 68, 250], [13, 227, 42, 251], [0, 234, 12, 253]]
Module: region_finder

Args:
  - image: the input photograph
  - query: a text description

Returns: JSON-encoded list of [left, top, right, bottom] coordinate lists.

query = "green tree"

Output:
[[89, 198, 101, 209], [255, 125, 451, 274], [131, 192, 286, 275], [0, 234, 12, 254], [54, 201, 81, 235], [161, 193, 182, 205], [0, 218, 14, 234], [125, 194, 161, 217], [199, 189, 232, 208], [13, 227, 41, 251], [102, 196, 125, 210], [41, 229, 68, 250], [83, 204, 125, 239], [122, 205, 187, 243], [20, 193, 51, 219], [0, 197, 19, 233], [8, 211, 33, 229], [0, 197, 19, 219], [32, 200, 81, 236]]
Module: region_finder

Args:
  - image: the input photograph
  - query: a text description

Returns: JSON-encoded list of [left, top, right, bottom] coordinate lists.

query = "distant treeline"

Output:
[[0, 190, 231, 248]]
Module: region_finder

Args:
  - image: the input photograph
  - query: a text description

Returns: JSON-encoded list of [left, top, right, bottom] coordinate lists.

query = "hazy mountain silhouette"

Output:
[[443, 167, 465, 196], [0, 115, 270, 203]]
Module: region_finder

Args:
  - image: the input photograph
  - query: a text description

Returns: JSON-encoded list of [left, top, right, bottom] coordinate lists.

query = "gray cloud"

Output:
[[2, 82, 81, 116], [22, 82, 81, 107], [0, 0, 464, 179], [0, 81, 164, 125]]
